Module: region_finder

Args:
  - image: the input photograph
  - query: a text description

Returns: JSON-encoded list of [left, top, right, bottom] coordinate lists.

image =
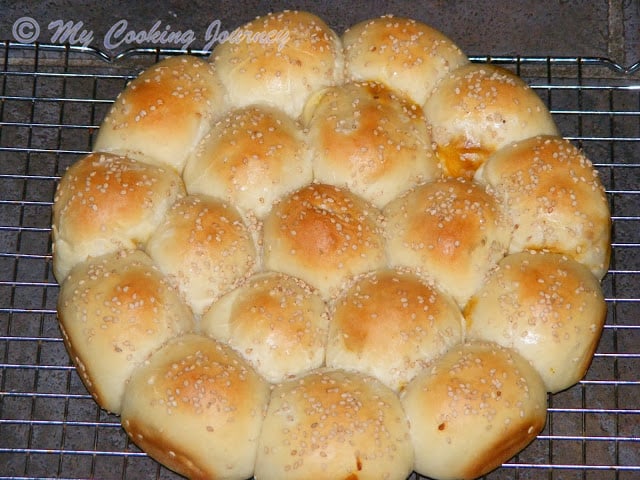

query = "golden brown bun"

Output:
[[52, 152, 185, 282], [424, 63, 559, 178], [121, 333, 270, 480], [93, 55, 227, 173], [57, 249, 194, 414], [145, 194, 257, 316], [383, 177, 512, 308], [183, 105, 313, 218], [326, 268, 463, 391], [465, 251, 607, 393], [255, 368, 414, 480], [302, 81, 441, 207], [475, 135, 611, 279], [211, 10, 344, 118], [401, 341, 547, 480], [263, 183, 386, 299], [201, 271, 329, 383], [343, 15, 469, 105]]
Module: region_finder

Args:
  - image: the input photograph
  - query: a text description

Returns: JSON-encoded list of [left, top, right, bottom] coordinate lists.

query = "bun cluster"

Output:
[[52, 10, 611, 480]]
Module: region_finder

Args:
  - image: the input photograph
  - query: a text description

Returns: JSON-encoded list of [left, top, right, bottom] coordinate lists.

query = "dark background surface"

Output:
[[0, 0, 638, 68], [0, 2, 639, 480]]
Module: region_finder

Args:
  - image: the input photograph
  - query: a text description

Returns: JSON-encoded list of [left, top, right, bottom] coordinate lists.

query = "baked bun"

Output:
[[211, 10, 344, 118], [57, 249, 194, 414], [183, 105, 313, 218], [384, 177, 512, 308], [93, 55, 227, 173], [201, 271, 329, 383], [424, 63, 559, 177], [302, 81, 441, 208], [465, 251, 607, 393], [255, 368, 414, 480], [326, 268, 463, 391], [52, 152, 184, 282], [475, 135, 611, 279], [401, 341, 547, 480], [343, 15, 469, 105], [145, 194, 257, 316], [263, 183, 386, 299], [121, 333, 270, 480]]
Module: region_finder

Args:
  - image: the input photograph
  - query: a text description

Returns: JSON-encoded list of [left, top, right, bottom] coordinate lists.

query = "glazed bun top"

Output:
[[52, 152, 184, 282], [183, 104, 313, 219], [211, 10, 344, 118], [401, 340, 547, 480], [424, 63, 559, 178], [255, 367, 414, 480], [384, 177, 512, 308], [262, 183, 386, 299], [202, 270, 329, 383], [465, 250, 607, 393], [326, 267, 464, 391], [475, 135, 611, 279], [57, 249, 194, 414], [145, 194, 258, 316], [94, 55, 228, 173], [121, 333, 270, 480], [343, 15, 469, 105], [302, 81, 441, 208]]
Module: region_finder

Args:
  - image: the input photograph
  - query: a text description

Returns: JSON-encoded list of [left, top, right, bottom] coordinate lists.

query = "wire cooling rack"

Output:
[[0, 42, 638, 480]]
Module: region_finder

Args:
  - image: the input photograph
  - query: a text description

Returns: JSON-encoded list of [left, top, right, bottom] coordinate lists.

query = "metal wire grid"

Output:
[[0, 43, 638, 480]]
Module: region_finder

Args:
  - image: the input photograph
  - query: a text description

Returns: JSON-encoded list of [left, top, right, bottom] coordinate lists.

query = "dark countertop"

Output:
[[0, 3, 638, 480], [1, 0, 638, 69]]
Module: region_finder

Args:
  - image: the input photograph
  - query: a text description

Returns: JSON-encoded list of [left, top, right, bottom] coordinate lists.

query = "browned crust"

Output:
[[123, 417, 210, 480], [263, 183, 386, 296], [57, 317, 105, 409], [462, 414, 546, 479]]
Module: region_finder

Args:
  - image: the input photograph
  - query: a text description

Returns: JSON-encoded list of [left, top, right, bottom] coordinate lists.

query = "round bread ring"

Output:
[[49, 10, 612, 480]]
